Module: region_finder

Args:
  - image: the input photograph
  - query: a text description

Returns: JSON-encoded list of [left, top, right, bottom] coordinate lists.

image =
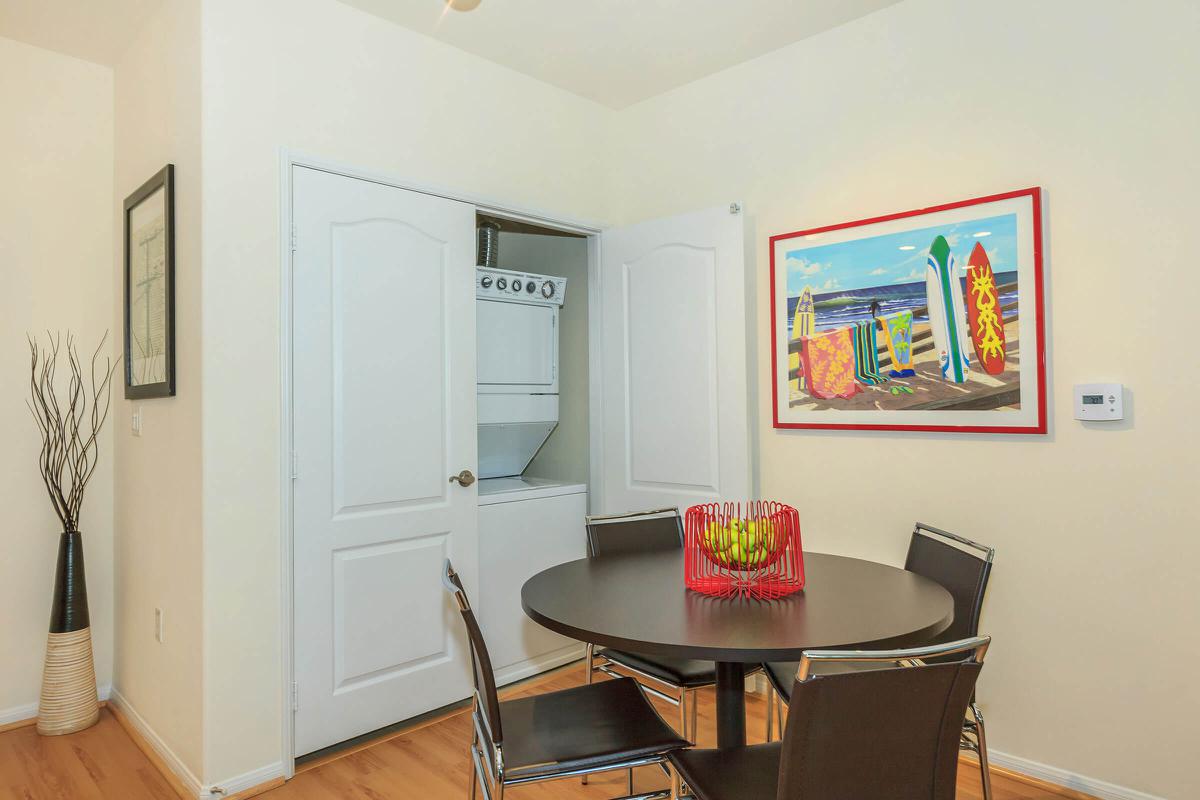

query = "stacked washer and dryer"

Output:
[[475, 263, 588, 685]]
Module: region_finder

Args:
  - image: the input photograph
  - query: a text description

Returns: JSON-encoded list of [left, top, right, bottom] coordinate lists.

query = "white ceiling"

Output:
[[0, 0, 164, 66], [339, 0, 902, 109], [0, 1, 900, 105]]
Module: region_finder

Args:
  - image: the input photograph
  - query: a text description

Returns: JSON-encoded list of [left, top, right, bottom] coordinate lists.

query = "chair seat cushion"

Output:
[[598, 648, 718, 688], [669, 742, 783, 800], [499, 676, 689, 777], [764, 659, 892, 700]]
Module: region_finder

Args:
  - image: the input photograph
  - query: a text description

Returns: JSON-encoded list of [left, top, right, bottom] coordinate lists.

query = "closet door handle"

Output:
[[449, 469, 476, 487]]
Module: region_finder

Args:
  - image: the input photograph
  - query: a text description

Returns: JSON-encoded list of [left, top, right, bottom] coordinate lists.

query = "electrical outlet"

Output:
[[132, 407, 142, 437], [154, 608, 164, 643]]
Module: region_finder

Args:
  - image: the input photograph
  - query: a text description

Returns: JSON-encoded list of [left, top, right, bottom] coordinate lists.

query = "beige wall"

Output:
[[197, 0, 611, 782], [496, 232, 591, 486], [0, 36, 114, 719], [112, 0, 205, 779], [609, 1, 1199, 797]]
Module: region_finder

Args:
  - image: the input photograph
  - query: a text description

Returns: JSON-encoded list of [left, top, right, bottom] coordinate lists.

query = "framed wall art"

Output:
[[123, 164, 175, 398], [770, 187, 1046, 433]]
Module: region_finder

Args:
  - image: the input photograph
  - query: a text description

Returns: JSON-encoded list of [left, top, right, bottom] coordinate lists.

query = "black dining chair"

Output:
[[584, 507, 759, 746], [762, 522, 995, 800], [442, 560, 688, 800], [671, 636, 991, 800]]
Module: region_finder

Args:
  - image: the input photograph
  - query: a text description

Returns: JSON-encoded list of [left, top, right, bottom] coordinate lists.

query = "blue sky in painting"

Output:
[[785, 212, 1018, 296]]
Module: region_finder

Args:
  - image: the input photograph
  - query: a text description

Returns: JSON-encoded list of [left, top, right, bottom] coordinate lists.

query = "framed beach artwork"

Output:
[[770, 187, 1046, 433], [123, 164, 176, 399]]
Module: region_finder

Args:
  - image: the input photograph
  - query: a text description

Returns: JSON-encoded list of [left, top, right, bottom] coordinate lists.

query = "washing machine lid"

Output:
[[477, 393, 560, 479], [478, 420, 558, 479]]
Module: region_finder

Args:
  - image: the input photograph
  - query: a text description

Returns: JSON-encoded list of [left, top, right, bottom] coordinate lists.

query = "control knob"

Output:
[[526, 281, 536, 293], [496, 278, 507, 290], [480, 276, 493, 288], [541, 281, 555, 298]]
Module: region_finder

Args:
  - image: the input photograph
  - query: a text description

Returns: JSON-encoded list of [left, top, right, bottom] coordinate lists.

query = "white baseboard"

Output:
[[108, 688, 206, 798], [206, 761, 284, 798], [982, 749, 1167, 800], [494, 643, 585, 688], [108, 688, 285, 800], [0, 683, 111, 727]]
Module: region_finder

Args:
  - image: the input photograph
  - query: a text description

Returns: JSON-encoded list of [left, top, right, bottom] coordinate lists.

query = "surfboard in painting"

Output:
[[965, 242, 1007, 375], [925, 235, 971, 383], [788, 286, 815, 391]]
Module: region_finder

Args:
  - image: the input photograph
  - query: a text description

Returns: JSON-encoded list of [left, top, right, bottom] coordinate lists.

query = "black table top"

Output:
[[522, 550, 954, 662]]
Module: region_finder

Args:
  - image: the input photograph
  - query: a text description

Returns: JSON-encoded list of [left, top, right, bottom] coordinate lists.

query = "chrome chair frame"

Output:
[[585, 506, 700, 743], [673, 637, 991, 800], [584, 507, 708, 747], [443, 563, 676, 800], [912, 523, 995, 800], [794, 635, 990, 681], [763, 522, 995, 800]]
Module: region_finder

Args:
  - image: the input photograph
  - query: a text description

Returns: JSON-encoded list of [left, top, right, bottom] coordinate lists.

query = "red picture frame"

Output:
[[769, 187, 1046, 434]]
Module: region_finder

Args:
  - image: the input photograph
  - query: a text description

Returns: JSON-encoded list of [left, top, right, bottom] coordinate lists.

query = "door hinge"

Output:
[[729, 202, 742, 215], [291, 681, 299, 712], [291, 451, 299, 480], [290, 224, 298, 252]]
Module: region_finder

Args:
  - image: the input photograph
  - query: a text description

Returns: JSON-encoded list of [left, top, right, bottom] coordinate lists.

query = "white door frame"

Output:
[[277, 148, 607, 775]]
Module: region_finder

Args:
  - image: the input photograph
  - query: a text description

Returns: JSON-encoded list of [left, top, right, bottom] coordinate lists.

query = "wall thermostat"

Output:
[[1074, 383, 1123, 421]]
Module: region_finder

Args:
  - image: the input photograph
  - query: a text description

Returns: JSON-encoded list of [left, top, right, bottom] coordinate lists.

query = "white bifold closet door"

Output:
[[597, 205, 751, 515], [291, 166, 478, 756]]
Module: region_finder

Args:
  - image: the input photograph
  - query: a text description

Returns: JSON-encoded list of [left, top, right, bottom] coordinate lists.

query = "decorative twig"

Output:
[[26, 332, 119, 533]]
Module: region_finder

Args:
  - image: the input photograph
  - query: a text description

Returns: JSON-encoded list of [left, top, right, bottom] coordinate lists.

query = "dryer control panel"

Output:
[[477, 268, 567, 307]]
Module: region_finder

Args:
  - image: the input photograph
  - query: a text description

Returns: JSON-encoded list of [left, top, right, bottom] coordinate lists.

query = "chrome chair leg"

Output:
[[765, 688, 775, 742], [582, 643, 595, 785], [468, 702, 480, 800], [468, 744, 478, 799], [670, 764, 682, 800], [972, 702, 993, 800], [689, 690, 697, 743], [679, 688, 689, 742]]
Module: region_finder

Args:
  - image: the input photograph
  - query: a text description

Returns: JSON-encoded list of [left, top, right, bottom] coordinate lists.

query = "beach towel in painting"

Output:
[[925, 235, 972, 383], [789, 286, 816, 391], [851, 320, 887, 385], [880, 310, 916, 377], [966, 242, 1007, 374], [799, 327, 861, 400]]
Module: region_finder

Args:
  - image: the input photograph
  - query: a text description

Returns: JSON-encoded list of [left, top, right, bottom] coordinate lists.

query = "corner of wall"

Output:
[[111, 0, 206, 783]]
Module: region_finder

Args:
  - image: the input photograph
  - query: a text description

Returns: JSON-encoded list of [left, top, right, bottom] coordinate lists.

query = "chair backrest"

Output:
[[904, 523, 993, 646], [777, 637, 989, 800], [585, 507, 684, 558], [442, 560, 503, 745]]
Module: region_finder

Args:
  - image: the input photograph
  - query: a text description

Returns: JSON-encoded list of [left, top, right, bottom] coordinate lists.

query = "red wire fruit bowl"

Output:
[[684, 501, 805, 599]]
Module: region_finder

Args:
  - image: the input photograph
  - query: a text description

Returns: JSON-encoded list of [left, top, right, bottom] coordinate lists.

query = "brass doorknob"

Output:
[[449, 469, 476, 487]]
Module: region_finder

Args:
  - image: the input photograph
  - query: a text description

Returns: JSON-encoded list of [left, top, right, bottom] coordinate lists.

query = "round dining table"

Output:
[[522, 550, 954, 749]]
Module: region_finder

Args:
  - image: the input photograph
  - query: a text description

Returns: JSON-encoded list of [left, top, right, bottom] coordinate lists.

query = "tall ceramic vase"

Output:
[[37, 530, 99, 735]]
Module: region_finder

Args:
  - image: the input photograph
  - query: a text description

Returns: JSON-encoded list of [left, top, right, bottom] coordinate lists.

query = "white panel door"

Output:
[[292, 166, 477, 756], [598, 205, 750, 514]]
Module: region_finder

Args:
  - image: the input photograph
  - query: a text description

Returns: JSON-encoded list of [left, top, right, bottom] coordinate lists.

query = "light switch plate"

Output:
[[1074, 383, 1123, 421]]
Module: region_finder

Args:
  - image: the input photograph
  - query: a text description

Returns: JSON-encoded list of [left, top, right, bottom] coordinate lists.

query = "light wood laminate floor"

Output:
[[0, 665, 1074, 800]]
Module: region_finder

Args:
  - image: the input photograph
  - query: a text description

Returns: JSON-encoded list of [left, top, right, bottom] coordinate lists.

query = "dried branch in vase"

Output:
[[26, 332, 119, 533]]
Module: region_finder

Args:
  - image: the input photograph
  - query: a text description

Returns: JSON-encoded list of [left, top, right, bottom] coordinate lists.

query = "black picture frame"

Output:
[[123, 164, 176, 399]]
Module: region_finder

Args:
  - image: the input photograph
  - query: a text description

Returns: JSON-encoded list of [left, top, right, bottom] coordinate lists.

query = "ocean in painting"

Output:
[[785, 271, 1018, 336]]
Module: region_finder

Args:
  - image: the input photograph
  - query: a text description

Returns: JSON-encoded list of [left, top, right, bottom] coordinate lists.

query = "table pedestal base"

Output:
[[714, 662, 746, 749]]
